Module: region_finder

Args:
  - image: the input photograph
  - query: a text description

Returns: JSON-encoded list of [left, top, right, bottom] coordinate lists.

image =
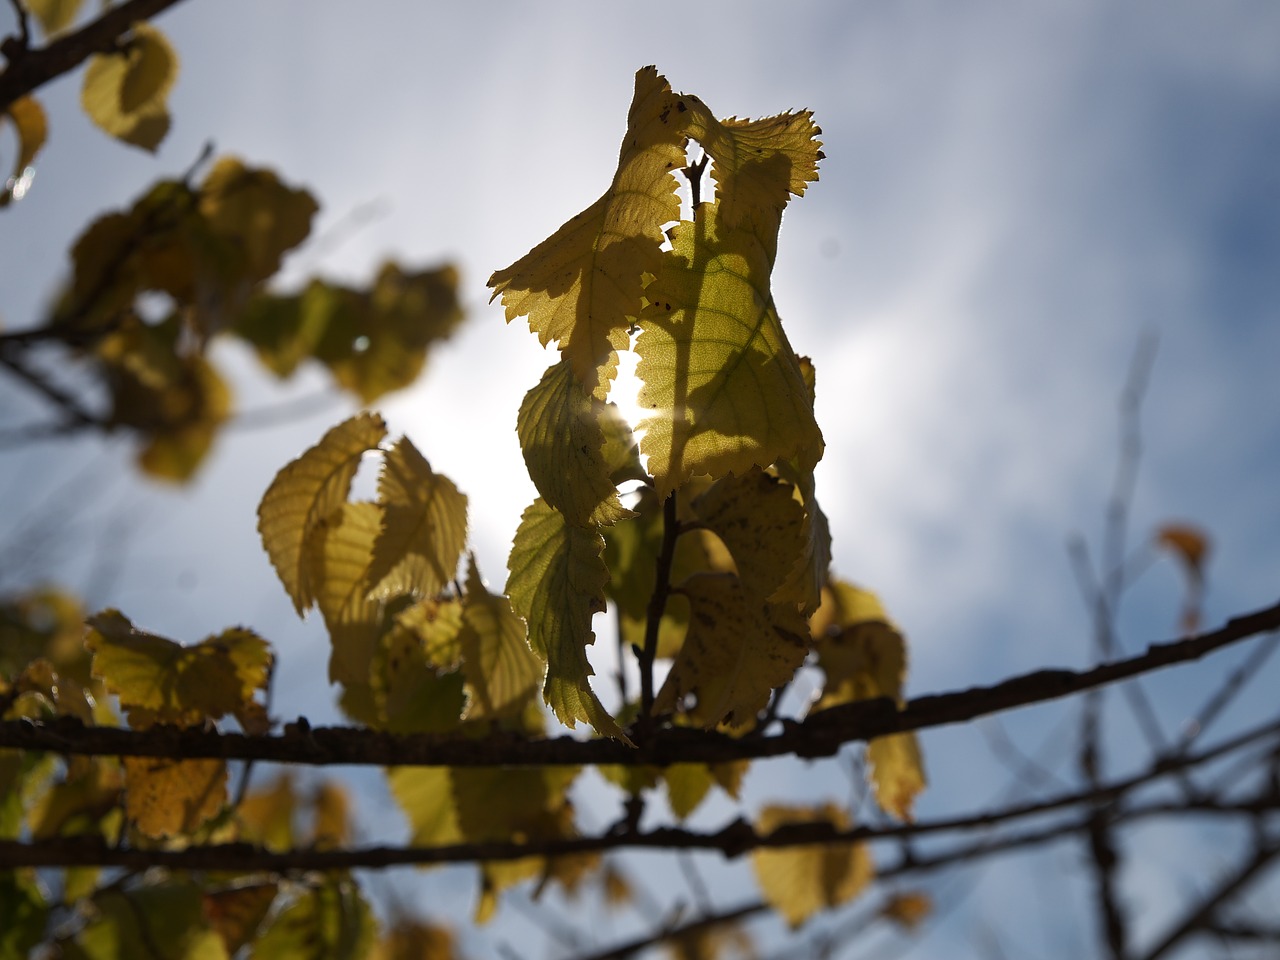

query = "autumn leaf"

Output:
[[0, 871, 46, 960], [122, 755, 226, 838], [653, 572, 809, 729], [250, 877, 376, 960], [1, 95, 47, 206], [635, 201, 823, 497], [236, 773, 297, 852], [80, 24, 178, 151], [752, 804, 873, 927], [258, 412, 387, 614], [307, 500, 384, 688], [663, 761, 748, 821], [370, 920, 459, 960], [1155, 521, 1212, 634], [507, 498, 627, 740], [23, 0, 84, 36], [85, 611, 271, 728], [489, 66, 690, 397], [73, 882, 227, 960], [203, 883, 279, 956], [370, 614, 467, 734], [880, 890, 933, 931], [518, 358, 632, 526], [458, 556, 543, 722], [367, 436, 469, 601]]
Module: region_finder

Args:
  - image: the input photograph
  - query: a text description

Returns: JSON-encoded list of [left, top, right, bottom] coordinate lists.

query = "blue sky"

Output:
[[2, 2, 1279, 956]]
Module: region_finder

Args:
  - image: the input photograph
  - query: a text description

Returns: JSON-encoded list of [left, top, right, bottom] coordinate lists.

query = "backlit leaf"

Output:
[[24, 0, 85, 36], [308, 501, 384, 687], [636, 202, 822, 496], [367, 436, 469, 600], [489, 66, 689, 396], [199, 157, 318, 283], [203, 883, 279, 956], [507, 498, 626, 740], [249, 876, 375, 960], [1, 95, 47, 206], [663, 761, 748, 821], [752, 804, 873, 927], [369, 616, 466, 733], [258, 412, 386, 614], [691, 466, 806, 600], [80, 24, 177, 152], [122, 755, 226, 838], [653, 572, 808, 729], [73, 881, 228, 960], [458, 556, 542, 722], [518, 358, 631, 526], [85, 611, 271, 727]]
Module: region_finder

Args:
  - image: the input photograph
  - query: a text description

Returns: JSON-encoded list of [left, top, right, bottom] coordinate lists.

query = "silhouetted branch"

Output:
[[0, 0, 192, 111], [4, 599, 1275, 767]]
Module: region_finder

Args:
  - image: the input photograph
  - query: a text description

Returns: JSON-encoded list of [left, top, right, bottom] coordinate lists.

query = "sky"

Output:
[[2, 2, 1279, 957]]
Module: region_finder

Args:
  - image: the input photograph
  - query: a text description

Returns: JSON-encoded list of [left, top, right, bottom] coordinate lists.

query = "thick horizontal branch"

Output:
[[0, 0, 190, 111], [2, 599, 1277, 768], [3, 730, 1277, 871]]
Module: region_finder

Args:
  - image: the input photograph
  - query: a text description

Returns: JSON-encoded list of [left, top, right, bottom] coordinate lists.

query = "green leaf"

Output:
[[507, 499, 627, 741], [653, 572, 808, 730], [489, 66, 689, 397], [752, 804, 872, 928], [249, 877, 375, 960], [457, 556, 542, 722], [518, 358, 631, 526], [635, 201, 823, 496], [366, 436, 469, 600], [258, 412, 387, 614], [80, 24, 177, 152]]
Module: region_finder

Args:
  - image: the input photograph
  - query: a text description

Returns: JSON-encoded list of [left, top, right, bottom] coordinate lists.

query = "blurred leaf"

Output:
[[868, 733, 926, 822], [1156, 521, 1212, 633], [311, 781, 351, 848], [506, 498, 625, 739], [752, 804, 872, 927], [367, 436, 469, 601], [80, 24, 177, 151], [369, 920, 459, 960], [258, 412, 387, 614], [199, 157, 318, 283], [72, 880, 228, 960], [203, 883, 279, 956], [249, 876, 375, 960], [370, 615, 466, 734], [0, 870, 47, 958], [236, 773, 296, 852], [653, 573, 808, 730], [122, 755, 226, 838], [880, 890, 932, 931], [29, 757, 122, 840], [488, 66, 688, 397], [1, 95, 47, 206], [24, 0, 85, 36]]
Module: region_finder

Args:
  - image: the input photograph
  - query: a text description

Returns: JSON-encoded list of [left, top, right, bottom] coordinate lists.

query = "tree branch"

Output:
[[3, 599, 1276, 767], [0, 0, 192, 111]]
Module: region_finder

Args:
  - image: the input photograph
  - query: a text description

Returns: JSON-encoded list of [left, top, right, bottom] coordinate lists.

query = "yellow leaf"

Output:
[[23, 0, 85, 36], [85, 611, 272, 727], [1, 95, 47, 206], [366, 436, 469, 600], [251, 876, 375, 960], [307, 501, 384, 687], [869, 733, 926, 822], [369, 920, 459, 960], [752, 804, 873, 927], [30, 757, 122, 840], [122, 755, 226, 838], [387, 766, 461, 847], [880, 891, 932, 930], [653, 573, 809, 730], [458, 555, 543, 722], [489, 66, 689, 397], [506, 499, 627, 740], [80, 24, 177, 152], [203, 883, 278, 956], [74, 882, 228, 960], [258, 412, 387, 614], [518, 358, 631, 526], [692, 466, 807, 600], [636, 202, 823, 496], [199, 156, 318, 283], [369, 616, 466, 734], [236, 773, 296, 852], [310, 781, 351, 848], [1155, 522, 1211, 577], [600, 399, 648, 485], [663, 763, 715, 820]]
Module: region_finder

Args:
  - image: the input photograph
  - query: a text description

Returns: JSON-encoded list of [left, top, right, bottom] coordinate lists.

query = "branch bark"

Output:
[[3, 599, 1277, 767]]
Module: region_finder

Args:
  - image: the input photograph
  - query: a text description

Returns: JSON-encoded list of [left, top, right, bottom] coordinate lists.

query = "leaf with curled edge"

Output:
[[488, 66, 690, 398], [808, 580, 926, 821], [636, 201, 822, 497], [653, 572, 808, 730], [517, 358, 631, 526], [752, 804, 873, 927], [258, 412, 386, 614], [507, 499, 628, 741], [367, 435, 469, 601]]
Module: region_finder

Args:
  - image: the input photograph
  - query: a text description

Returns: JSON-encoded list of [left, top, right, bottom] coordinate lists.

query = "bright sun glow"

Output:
[[611, 334, 649, 471]]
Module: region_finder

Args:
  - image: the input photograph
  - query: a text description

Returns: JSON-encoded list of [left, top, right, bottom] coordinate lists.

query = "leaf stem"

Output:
[[639, 491, 680, 725]]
